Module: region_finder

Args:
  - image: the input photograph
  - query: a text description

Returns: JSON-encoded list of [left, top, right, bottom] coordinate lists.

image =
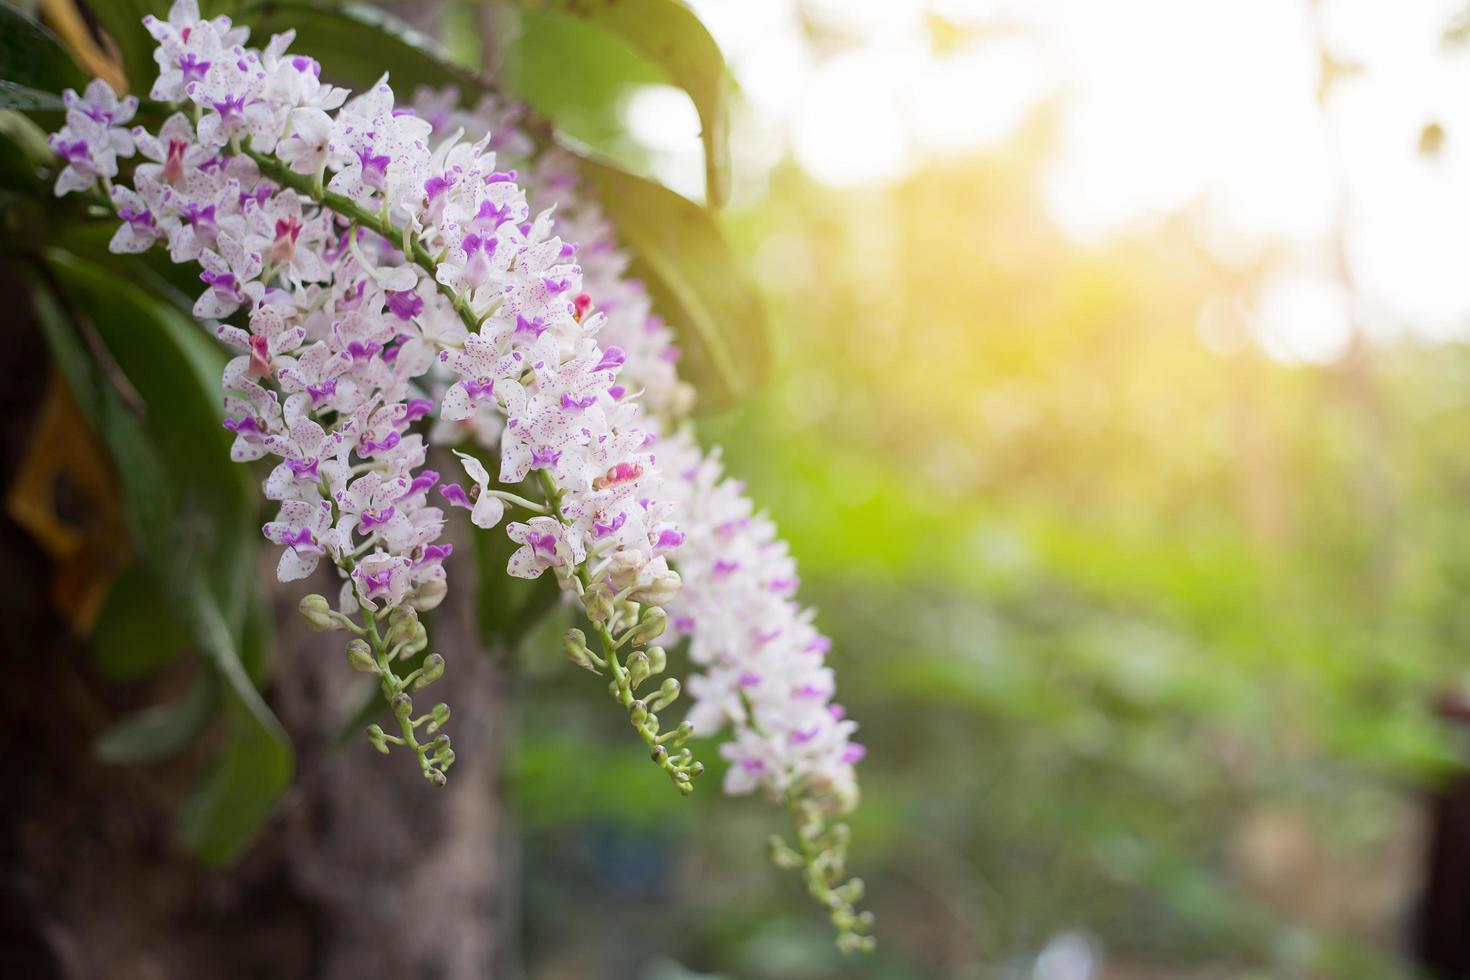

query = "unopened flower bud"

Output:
[[628, 605, 667, 646], [629, 700, 648, 727], [392, 693, 413, 720], [426, 767, 447, 787], [428, 702, 451, 733], [585, 589, 614, 624], [562, 628, 599, 673], [768, 835, 804, 869], [299, 594, 339, 631], [650, 677, 681, 711], [366, 724, 391, 755], [385, 606, 419, 647], [606, 548, 647, 589], [410, 577, 448, 611], [629, 569, 681, 606], [626, 650, 651, 689], [645, 646, 667, 675], [345, 638, 377, 673], [434, 747, 456, 770], [413, 653, 445, 689]]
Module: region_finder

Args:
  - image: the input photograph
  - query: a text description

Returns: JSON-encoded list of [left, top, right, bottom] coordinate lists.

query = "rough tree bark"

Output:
[[0, 282, 514, 980]]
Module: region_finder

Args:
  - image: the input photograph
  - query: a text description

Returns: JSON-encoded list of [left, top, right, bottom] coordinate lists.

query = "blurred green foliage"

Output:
[[510, 119, 1470, 978]]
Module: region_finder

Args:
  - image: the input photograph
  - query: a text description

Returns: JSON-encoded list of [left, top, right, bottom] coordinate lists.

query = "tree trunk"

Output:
[[0, 285, 512, 980]]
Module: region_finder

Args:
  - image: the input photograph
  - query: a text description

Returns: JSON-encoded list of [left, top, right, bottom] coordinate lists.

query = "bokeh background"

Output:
[[484, 1, 1470, 977], [9, 0, 1470, 977]]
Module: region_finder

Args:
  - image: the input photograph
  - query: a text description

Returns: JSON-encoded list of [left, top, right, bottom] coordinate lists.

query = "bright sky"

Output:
[[626, 0, 1470, 362]]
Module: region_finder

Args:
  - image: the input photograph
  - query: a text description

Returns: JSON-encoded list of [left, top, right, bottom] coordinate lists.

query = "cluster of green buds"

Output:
[[770, 798, 875, 954], [300, 595, 455, 786], [562, 622, 703, 794]]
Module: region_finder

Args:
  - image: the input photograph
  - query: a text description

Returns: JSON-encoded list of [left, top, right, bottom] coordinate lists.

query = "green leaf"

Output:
[[33, 251, 293, 863], [84, 0, 167, 96], [580, 158, 770, 411], [473, 491, 559, 650], [503, 0, 732, 207], [175, 584, 291, 862], [238, 1, 485, 95], [92, 561, 192, 681], [93, 669, 218, 764], [0, 80, 66, 112], [0, 4, 87, 96]]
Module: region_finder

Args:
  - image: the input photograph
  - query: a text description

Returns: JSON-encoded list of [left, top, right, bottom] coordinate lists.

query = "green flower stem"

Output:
[[537, 470, 703, 794], [241, 146, 481, 334], [243, 144, 701, 795], [781, 796, 876, 954], [357, 606, 454, 787]]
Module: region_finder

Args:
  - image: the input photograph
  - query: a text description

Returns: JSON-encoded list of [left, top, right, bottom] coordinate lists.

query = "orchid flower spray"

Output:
[[48, 1, 870, 949]]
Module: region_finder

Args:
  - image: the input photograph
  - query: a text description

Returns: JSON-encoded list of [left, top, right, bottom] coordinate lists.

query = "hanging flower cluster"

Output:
[[46, 0, 868, 948], [48, 0, 696, 792], [413, 91, 872, 949]]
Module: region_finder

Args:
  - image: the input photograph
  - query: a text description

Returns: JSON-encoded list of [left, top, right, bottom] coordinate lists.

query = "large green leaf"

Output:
[[239, 1, 485, 95], [93, 670, 218, 764], [503, 0, 732, 207], [472, 476, 560, 651], [84, 0, 167, 96], [92, 561, 192, 681], [580, 157, 770, 411], [0, 4, 88, 96], [0, 80, 66, 112], [32, 252, 293, 863]]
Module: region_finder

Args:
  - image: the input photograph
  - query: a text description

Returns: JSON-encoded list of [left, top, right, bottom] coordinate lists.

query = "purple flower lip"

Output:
[[474, 199, 512, 229], [673, 615, 696, 633], [841, 744, 867, 764], [738, 672, 762, 688], [307, 380, 338, 405], [344, 340, 382, 361], [486, 169, 518, 183], [527, 531, 557, 557], [359, 506, 396, 530], [223, 415, 263, 437], [560, 393, 596, 411], [529, 446, 561, 469], [285, 457, 319, 480], [804, 636, 833, 655], [400, 470, 439, 498], [386, 289, 423, 321], [440, 483, 471, 508], [462, 377, 494, 401], [591, 512, 627, 539], [361, 570, 394, 595], [790, 726, 820, 746], [515, 314, 546, 337], [543, 277, 571, 295], [179, 52, 210, 84], [403, 398, 434, 422], [739, 757, 766, 774], [282, 527, 323, 555], [360, 430, 401, 455], [200, 268, 237, 294], [419, 543, 453, 564], [654, 529, 685, 551], [713, 558, 740, 577], [356, 145, 391, 191], [593, 346, 626, 374], [755, 628, 783, 644], [119, 206, 156, 231], [212, 94, 247, 127], [290, 55, 320, 76]]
